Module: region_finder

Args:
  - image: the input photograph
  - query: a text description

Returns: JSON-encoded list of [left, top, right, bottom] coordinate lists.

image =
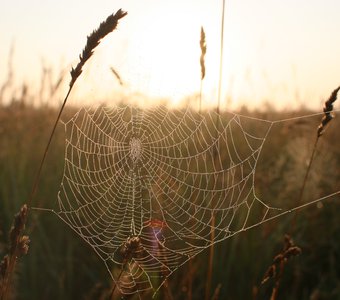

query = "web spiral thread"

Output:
[[56, 106, 284, 295]]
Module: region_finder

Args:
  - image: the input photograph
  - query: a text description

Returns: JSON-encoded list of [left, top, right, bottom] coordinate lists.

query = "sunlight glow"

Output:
[[2, 0, 340, 110], [81, 2, 225, 109]]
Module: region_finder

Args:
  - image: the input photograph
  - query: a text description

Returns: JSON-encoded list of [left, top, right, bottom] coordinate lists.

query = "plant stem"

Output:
[[205, 215, 215, 300], [217, 0, 226, 113], [205, 2, 226, 298], [270, 259, 285, 300], [290, 135, 319, 233], [1, 11, 127, 300], [297, 136, 319, 204], [27, 87, 72, 207], [188, 259, 193, 300], [110, 267, 125, 300], [199, 80, 203, 113]]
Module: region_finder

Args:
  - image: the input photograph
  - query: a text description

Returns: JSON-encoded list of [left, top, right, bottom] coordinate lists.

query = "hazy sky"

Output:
[[1, 0, 340, 110]]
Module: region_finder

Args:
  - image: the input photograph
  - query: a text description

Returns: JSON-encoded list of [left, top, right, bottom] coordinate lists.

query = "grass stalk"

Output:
[[205, 2, 226, 299], [261, 235, 301, 300], [0, 42, 14, 104], [28, 9, 127, 207], [0, 10, 127, 300], [291, 85, 339, 232], [188, 259, 193, 300], [217, 0, 226, 114], [0, 205, 29, 300], [204, 215, 215, 300], [109, 267, 124, 300], [199, 26, 206, 113], [263, 86, 340, 300]]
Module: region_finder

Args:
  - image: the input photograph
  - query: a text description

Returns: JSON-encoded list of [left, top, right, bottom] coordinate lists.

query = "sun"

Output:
[[74, 1, 234, 110], [80, 2, 225, 108]]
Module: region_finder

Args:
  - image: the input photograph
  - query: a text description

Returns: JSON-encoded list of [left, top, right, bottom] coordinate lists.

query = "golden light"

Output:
[[76, 1, 226, 109]]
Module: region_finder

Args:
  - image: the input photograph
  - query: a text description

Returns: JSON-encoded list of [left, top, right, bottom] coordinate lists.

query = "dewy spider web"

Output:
[[51, 105, 338, 296]]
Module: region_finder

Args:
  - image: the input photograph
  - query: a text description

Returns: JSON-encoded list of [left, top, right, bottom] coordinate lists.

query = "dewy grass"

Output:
[[0, 10, 127, 300], [199, 26, 206, 113], [262, 85, 340, 300], [295, 85, 339, 217], [261, 235, 301, 300], [29, 9, 127, 207], [0, 205, 30, 300], [205, 2, 226, 299]]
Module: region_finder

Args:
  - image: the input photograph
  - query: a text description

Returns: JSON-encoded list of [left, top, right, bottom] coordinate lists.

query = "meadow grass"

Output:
[[0, 98, 339, 299], [0, 7, 339, 300]]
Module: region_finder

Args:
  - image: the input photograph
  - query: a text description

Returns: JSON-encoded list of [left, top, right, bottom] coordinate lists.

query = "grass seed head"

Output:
[[0, 255, 9, 279], [70, 9, 128, 87], [9, 204, 28, 254], [17, 236, 30, 256], [317, 86, 340, 137], [120, 236, 142, 261], [200, 26, 207, 80]]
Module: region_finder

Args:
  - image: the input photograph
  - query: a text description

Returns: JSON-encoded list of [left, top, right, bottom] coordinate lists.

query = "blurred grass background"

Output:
[[0, 79, 339, 300]]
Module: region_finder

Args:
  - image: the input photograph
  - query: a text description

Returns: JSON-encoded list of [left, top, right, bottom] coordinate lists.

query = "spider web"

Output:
[[52, 105, 336, 296]]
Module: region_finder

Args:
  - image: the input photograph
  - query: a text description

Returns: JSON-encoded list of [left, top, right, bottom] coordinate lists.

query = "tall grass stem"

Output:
[[217, 0, 226, 114]]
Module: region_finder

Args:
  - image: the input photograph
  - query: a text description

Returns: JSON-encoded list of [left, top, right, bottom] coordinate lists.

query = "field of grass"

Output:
[[0, 8, 339, 300], [0, 91, 339, 299]]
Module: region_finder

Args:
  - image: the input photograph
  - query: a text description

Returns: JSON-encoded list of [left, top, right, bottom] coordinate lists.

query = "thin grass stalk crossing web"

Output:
[[33, 105, 340, 297]]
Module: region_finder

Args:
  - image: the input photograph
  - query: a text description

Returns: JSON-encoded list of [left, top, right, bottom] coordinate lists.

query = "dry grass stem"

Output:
[[205, 216, 215, 300], [110, 67, 124, 86], [110, 236, 141, 299], [270, 86, 340, 300], [70, 9, 127, 88], [200, 26, 207, 81], [28, 9, 127, 208], [0, 42, 14, 104], [0, 205, 30, 300], [294, 85, 339, 222], [187, 259, 193, 300], [261, 235, 301, 300], [199, 26, 207, 112], [317, 86, 340, 137], [205, 1, 226, 291], [211, 283, 222, 300], [205, 2, 226, 293], [217, 0, 226, 114], [0, 10, 127, 300]]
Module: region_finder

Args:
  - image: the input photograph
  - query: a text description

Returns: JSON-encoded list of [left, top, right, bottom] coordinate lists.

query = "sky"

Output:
[[1, 0, 340, 110]]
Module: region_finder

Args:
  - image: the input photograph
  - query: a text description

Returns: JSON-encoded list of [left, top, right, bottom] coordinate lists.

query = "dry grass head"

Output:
[[9, 205, 29, 255], [317, 86, 340, 137], [0, 204, 30, 298], [120, 236, 142, 262], [200, 26, 207, 81], [110, 67, 124, 86], [261, 235, 301, 300], [70, 9, 128, 88]]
